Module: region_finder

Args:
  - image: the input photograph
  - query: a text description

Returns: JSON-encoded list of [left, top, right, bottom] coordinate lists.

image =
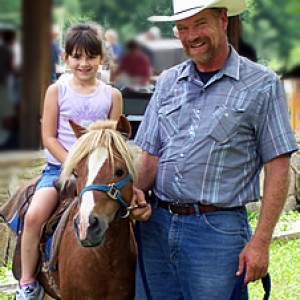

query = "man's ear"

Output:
[[68, 119, 86, 138], [116, 115, 131, 139]]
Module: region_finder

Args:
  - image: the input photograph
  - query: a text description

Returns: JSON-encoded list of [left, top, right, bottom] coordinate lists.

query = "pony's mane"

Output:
[[60, 120, 140, 189]]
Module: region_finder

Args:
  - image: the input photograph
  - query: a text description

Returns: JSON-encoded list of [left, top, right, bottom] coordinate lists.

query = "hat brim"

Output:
[[148, 1, 247, 22]]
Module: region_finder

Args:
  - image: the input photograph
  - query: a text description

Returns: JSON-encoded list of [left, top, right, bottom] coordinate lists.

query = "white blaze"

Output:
[[78, 148, 108, 240]]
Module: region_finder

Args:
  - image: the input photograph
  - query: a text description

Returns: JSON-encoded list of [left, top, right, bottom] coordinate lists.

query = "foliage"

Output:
[[248, 210, 300, 233], [76, 0, 300, 72], [242, 0, 300, 73], [0, 0, 21, 27]]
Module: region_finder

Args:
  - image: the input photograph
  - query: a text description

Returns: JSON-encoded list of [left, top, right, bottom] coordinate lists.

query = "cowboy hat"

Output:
[[148, 0, 247, 22]]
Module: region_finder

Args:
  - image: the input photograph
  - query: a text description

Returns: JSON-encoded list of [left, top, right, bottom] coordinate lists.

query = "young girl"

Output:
[[16, 23, 122, 300]]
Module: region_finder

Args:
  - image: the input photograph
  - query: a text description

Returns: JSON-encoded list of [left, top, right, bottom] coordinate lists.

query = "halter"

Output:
[[77, 174, 133, 218]]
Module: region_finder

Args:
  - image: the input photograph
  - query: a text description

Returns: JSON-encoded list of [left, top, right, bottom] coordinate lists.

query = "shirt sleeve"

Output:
[[256, 77, 298, 163], [134, 77, 162, 156]]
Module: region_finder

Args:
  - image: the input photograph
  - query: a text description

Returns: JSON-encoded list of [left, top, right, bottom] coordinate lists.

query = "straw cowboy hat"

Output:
[[148, 0, 247, 22]]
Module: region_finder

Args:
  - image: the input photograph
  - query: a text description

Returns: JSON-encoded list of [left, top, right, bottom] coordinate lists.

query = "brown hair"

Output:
[[64, 23, 104, 58]]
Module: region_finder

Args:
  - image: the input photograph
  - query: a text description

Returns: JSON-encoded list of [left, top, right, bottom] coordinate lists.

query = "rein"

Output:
[[77, 174, 135, 218]]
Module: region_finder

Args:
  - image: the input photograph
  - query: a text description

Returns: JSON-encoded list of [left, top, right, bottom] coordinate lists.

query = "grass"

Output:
[[0, 262, 15, 299], [248, 210, 300, 299], [248, 238, 300, 300]]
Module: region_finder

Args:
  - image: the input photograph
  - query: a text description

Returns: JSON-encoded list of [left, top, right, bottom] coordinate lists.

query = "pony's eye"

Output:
[[115, 168, 124, 177]]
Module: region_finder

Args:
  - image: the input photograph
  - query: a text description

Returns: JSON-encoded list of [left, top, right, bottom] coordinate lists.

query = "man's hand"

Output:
[[130, 187, 152, 221], [237, 237, 269, 284]]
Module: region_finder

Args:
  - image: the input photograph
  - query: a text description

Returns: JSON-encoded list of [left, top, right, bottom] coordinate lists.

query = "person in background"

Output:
[[105, 29, 123, 64], [2, 27, 22, 107], [130, 0, 298, 299], [16, 23, 122, 300], [51, 24, 62, 83], [104, 29, 123, 82], [145, 26, 161, 40], [0, 26, 18, 150], [116, 39, 152, 87]]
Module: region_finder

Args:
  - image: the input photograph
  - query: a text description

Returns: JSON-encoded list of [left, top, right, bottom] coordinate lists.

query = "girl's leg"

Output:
[[20, 187, 58, 281]]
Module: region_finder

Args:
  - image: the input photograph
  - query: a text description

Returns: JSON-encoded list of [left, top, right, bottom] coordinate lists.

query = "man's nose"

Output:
[[187, 28, 199, 41]]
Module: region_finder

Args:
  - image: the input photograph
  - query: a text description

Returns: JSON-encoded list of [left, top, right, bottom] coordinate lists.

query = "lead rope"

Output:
[[135, 221, 153, 300]]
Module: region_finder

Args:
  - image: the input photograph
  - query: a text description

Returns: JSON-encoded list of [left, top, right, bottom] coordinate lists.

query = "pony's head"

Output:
[[60, 116, 140, 247]]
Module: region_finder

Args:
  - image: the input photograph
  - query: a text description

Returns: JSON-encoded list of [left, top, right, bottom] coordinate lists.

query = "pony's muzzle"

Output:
[[73, 215, 107, 247]]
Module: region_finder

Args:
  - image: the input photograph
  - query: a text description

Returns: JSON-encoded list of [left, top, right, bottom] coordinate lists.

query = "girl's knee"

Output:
[[24, 210, 45, 229]]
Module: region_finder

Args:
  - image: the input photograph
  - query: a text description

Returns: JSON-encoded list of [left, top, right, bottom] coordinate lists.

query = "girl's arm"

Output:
[[41, 84, 68, 163], [108, 87, 123, 120]]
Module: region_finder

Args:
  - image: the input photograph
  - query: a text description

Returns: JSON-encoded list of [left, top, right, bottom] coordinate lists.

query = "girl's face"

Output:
[[66, 48, 102, 82]]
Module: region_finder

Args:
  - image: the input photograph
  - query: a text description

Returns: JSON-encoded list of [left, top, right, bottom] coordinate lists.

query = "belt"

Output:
[[152, 196, 244, 215]]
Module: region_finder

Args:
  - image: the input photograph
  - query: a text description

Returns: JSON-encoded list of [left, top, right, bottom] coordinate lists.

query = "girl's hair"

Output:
[[64, 23, 104, 58]]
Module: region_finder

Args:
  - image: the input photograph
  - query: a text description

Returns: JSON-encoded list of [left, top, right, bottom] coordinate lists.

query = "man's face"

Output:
[[176, 8, 228, 69]]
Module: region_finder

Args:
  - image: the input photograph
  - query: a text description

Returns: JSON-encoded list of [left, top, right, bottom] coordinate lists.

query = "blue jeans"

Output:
[[135, 204, 251, 300], [36, 163, 61, 191]]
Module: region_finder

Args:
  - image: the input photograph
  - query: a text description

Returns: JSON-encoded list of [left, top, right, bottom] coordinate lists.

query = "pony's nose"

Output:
[[89, 215, 100, 232]]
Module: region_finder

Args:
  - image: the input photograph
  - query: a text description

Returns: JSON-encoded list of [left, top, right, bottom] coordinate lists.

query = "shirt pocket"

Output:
[[209, 107, 241, 144], [158, 102, 182, 142]]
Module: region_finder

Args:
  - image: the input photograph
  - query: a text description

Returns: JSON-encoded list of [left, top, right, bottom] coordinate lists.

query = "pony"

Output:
[[38, 116, 139, 299]]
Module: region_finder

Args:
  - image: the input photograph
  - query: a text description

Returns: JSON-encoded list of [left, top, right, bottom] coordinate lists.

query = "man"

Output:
[[130, 0, 298, 299]]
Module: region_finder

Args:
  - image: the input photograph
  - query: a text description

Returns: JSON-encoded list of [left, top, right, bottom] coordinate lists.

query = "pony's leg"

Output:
[[21, 187, 58, 280]]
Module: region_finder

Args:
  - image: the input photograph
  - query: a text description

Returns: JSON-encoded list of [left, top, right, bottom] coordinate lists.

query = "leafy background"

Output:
[[0, 0, 299, 74]]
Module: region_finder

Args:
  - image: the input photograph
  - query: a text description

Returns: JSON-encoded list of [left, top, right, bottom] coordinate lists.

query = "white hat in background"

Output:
[[148, 0, 247, 22]]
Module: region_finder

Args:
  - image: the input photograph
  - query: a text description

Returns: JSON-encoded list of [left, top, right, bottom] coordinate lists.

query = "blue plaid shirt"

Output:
[[134, 47, 298, 207]]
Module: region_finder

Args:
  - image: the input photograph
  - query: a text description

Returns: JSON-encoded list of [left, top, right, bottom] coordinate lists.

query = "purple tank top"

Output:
[[45, 79, 112, 165]]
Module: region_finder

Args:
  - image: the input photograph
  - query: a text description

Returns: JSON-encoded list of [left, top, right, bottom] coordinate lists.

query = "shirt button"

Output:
[[196, 109, 200, 114], [180, 153, 184, 157], [175, 177, 179, 181], [225, 113, 229, 117]]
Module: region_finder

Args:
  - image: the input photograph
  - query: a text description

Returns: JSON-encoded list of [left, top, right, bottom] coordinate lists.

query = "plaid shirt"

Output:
[[134, 47, 298, 206]]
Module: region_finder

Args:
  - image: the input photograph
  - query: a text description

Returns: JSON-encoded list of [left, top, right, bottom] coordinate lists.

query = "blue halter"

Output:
[[77, 174, 132, 210]]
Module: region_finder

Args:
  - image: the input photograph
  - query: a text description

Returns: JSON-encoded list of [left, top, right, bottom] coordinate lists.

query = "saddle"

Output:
[[0, 176, 77, 280]]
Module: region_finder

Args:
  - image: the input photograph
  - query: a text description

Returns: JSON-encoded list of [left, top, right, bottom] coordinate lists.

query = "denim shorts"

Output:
[[135, 204, 252, 300], [35, 163, 61, 191]]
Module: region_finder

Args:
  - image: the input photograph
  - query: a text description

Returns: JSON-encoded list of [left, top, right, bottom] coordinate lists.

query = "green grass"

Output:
[[0, 262, 16, 299], [0, 292, 14, 300], [248, 238, 300, 300], [248, 210, 300, 299]]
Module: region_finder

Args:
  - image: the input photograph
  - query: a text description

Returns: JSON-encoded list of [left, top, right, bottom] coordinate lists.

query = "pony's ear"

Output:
[[116, 115, 131, 139], [69, 119, 86, 139]]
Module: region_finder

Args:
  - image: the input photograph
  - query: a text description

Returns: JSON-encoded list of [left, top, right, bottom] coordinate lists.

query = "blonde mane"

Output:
[[60, 120, 140, 189]]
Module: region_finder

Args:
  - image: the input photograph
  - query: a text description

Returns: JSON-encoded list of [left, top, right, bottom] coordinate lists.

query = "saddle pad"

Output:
[[46, 199, 76, 271]]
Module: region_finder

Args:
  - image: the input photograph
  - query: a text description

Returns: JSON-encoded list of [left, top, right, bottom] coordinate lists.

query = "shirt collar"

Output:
[[177, 45, 240, 82]]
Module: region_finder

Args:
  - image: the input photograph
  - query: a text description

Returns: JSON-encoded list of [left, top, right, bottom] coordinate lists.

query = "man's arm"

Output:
[[135, 151, 159, 191], [237, 153, 290, 284], [130, 151, 159, 221]]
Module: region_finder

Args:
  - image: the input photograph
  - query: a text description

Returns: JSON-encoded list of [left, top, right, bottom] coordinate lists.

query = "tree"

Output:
[[242, 0, 300, 73]]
